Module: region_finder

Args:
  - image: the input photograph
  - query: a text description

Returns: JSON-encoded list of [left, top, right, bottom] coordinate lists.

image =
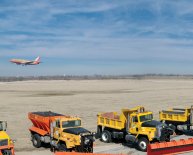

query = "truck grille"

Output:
[[0, 139, 8, 146]]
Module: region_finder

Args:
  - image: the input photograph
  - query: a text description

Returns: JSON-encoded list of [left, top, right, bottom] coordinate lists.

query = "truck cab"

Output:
[[129, 111, 153, 134], [0, 121, 14, 155], [52, 117, 93, 152]]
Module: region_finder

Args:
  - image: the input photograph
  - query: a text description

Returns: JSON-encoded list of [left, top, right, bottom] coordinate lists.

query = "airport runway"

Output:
[[1, 79, 193, 154]]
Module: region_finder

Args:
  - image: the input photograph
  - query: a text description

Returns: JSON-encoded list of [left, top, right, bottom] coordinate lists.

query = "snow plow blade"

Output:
[[147, 138, 193, 155]]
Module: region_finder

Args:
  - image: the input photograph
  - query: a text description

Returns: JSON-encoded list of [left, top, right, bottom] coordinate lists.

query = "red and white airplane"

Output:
[[10, 56, 41, 65]]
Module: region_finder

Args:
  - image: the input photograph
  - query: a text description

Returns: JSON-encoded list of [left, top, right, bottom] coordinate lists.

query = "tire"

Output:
[[32, 134, 41, 148], [2, 150, 12, 155], [137, 137, 149, 152], [58, 143, 68, 152], [101, 130, 112, 143]]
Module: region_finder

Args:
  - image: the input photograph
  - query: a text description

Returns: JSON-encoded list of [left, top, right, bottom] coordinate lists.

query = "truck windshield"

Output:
[[140, 114, 153, 122], [62, 120, 81, 128]]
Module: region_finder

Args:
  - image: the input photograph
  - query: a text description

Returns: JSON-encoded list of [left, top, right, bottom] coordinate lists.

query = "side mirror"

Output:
[[3, 121, 7, 131], [0, 121, 7, 131], [12, 139, 16, 144]]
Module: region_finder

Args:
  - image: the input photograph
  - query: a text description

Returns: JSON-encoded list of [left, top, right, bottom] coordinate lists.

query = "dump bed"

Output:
[[97, 112, 125, 130], [159, 108, 190, 123], [28, 111, 67, 135]]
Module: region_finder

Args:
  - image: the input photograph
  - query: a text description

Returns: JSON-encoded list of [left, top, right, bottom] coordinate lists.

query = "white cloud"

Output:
[[1, 0, 193, 75]]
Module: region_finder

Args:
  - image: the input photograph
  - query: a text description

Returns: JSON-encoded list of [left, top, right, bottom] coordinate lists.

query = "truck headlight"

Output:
[[10, 139, 16, 144]]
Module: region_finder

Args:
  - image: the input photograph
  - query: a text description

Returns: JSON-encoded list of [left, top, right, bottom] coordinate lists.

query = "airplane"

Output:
[[10, 56, 41, 66]]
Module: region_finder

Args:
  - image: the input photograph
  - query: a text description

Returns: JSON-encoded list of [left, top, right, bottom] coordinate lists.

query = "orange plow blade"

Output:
[[147, 138, 193, 155]]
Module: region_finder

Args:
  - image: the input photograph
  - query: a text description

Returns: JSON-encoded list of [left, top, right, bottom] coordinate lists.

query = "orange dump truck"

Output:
[[28, 111, 94, 152]]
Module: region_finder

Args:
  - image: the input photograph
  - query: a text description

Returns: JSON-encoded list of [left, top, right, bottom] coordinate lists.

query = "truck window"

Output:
[[140, 114, 153, 122], [132, 116, 138, 123], [56, 120, 60, 128], [62, 120, 81, 128]]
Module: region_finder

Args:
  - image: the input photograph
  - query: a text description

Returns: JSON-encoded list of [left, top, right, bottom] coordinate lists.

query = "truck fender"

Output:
[[136, 134, 149, 142], [58, 140, 70, 150], [29, 126, 48, 136], [125, 134, 136, 143]]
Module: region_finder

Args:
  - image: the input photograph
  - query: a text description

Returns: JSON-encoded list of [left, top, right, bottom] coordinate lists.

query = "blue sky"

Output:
[[1, 0, 193, 76]]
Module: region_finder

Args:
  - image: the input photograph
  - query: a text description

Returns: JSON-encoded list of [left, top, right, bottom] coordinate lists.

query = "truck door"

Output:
[[129, 116, 139, 134]]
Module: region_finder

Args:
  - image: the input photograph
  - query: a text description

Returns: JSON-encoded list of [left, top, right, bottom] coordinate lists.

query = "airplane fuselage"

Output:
[[10, 57, 40, 66]]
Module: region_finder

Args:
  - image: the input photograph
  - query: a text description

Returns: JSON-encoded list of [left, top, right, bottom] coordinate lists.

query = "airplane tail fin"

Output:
[[34, 56, 40, 64]]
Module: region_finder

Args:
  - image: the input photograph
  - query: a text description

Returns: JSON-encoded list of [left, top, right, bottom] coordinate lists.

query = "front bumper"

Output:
[[156, 126, 174, 141], [75, 135, 94, 153], [0, 144, 14, 155]]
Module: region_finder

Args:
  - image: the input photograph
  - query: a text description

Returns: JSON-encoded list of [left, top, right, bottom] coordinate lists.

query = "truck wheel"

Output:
[[58, 144, 68, 152], [137, 137, 149, 152], [2, 150, 11, 155], [101, 130, 112, 143], [32, 134, 41, 148]]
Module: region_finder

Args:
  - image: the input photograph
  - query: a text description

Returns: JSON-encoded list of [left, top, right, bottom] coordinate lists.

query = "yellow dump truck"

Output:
[[28, 111, 94, 152], [97, 106, 173, 151], [159, 106, 193, 134], [0, 121, 14, 155]]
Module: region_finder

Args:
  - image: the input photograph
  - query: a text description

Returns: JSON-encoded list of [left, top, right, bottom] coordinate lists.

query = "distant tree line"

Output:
[[0, 74, 193, 82]]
